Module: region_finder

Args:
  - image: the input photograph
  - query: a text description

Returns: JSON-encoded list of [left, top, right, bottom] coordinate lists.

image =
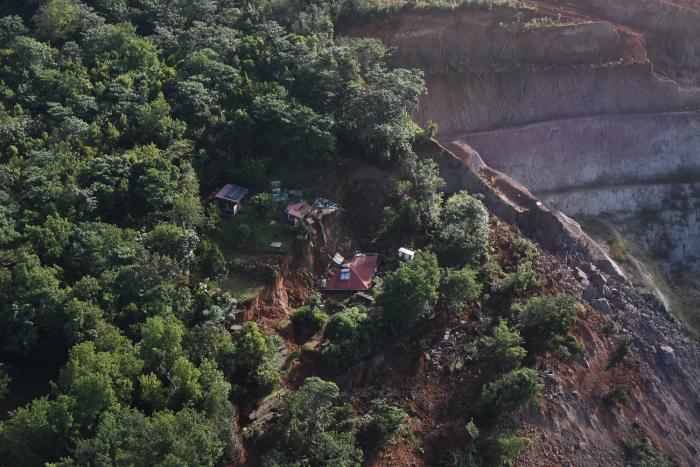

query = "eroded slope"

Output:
[[340, 2, 700, 465]]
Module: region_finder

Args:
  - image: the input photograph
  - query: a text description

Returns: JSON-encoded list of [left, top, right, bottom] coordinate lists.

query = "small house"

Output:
[[285, 201, 313, 225], [324, 254, 379, 292], [212, 184, 249, 216], [398, 247, 415, 261]]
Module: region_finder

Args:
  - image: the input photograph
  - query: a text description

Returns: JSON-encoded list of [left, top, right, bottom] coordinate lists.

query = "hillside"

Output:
[[341, 0, 700, 335], [0, 1, 698, 467]]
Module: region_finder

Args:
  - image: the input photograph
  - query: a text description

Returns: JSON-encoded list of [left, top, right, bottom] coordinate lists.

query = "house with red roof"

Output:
[[324, 254, 379, 292], [285, 201, 312, 225], [211, 184, 249, 216]]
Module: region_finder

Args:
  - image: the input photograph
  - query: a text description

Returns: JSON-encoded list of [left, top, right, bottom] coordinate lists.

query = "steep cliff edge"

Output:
[[341, 0, 700, 334], [340, 2, 700, 465]]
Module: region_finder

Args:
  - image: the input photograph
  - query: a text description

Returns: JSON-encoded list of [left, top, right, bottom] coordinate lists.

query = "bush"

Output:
[[477, 368, 543, 418], [607, 335, 632, 370], [510, 237, 539, 265], [436, 192, 490, 268], [321, 307, 380, 375], [513, 294, 577, 354], [193, 239, 228, 282], [291, 306, 327, 341], [222, 323, 279, 403], [604, 384, 630, 406], [492, 264, 538, 298], [480, 319, 526, 372], [249, 193, 277, 219], [379, 251, 441, 335], [357, 400, 407, 452], [442, 266, 482, 313], [481, 435, 531, 466], [263, 377, 362, 466], [234, 224, 251, 243]]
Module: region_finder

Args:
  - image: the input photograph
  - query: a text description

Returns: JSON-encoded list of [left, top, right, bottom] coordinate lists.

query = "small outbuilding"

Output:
[[212, 184, 249, 216], [332, 253, 344, 266], [285, 201, 313, 224], [324, 254, 379, 292], [398, 247, 415, 261]]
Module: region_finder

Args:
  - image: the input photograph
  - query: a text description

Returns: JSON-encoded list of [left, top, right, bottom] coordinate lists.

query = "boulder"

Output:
[[592, 298, 612, 314], [575, 267, 588, 282], [582, 284, 600, 301], [591, 272, 608, 287], [658, 345, 678, 368]]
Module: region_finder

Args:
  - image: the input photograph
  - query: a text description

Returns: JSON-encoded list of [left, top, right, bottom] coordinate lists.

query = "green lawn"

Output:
[[210, 209, 296, 256], [209, 209, 296, 300], [219, 270, 267, 301]]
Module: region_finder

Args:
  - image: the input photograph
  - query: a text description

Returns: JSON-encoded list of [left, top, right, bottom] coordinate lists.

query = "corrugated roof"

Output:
[[214, 184, 249, 203], [324, 254, 379, 291], [286, 201, 312, 219]]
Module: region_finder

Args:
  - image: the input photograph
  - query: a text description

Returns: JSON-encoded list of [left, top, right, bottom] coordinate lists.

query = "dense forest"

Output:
[[0, 0, 427, 465]]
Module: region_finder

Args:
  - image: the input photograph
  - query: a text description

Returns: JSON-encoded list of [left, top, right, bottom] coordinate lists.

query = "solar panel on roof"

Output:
[[224, 185, 247, 201]]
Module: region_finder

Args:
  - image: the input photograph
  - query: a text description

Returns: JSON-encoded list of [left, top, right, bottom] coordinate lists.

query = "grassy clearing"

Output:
[[210, 210, 296, 256], [219, 270, 267, 301], [209, 208, 296, 300]]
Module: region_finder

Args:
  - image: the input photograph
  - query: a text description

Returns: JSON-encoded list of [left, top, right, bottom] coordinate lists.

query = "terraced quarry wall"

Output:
[[341, 3, 700, 327], [420, 64, 700, 133]]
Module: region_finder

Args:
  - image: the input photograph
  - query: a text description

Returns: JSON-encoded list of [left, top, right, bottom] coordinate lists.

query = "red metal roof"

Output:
[[286, 201, 313, 219], [324, 254, 379, 291]]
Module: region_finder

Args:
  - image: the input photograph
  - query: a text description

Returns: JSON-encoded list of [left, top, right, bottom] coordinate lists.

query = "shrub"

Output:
[[437, 192, 490, 268], [291, 306, 327, 341], [480, 319, 526, 372], [234, 224, 251, 243], [423, 120, 439, 139], [295, 219, 311, 241], [609, 241, 627, 262], [513, 294, 577, 354], [193, 239, 228, 282], [222, 323, 279, 403], [607, 335, 632, 370], [442, 266, 482, 313], [604, 384, 630, 406], [477, 368, 543, 418], [481, 435, 531, 466], [510, 237, 539, 265], [0, 363, 10, 400], [357, 400, 407, 452], [496, 265, 538, 298], [321, 307, 380, 375], [379, 251, 441, 335], [249, 193, 277, 219], [263, 377, 362, 466]]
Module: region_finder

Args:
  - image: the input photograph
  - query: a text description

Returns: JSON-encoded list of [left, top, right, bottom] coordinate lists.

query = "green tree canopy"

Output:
[[379, 251, 441, 335]]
